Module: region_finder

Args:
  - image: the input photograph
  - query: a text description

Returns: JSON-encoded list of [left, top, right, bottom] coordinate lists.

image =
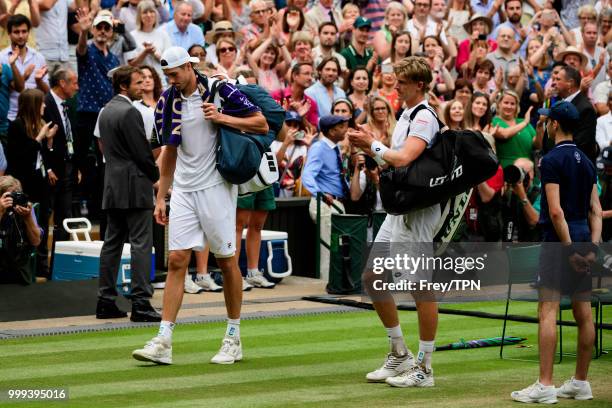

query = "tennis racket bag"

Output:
[[380, 105, 498, 215]]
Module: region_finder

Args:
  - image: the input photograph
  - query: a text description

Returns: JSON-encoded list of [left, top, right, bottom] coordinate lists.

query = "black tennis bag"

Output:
[[380, 105, 499, 215]]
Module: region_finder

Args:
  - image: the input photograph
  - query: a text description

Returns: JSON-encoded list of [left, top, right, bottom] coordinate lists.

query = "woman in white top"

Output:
[[447, 0, 471, 43], [127, 0, 172, 85]]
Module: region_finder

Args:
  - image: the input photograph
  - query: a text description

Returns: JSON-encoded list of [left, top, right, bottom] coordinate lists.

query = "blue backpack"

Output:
[[209, 80, 285, 185]]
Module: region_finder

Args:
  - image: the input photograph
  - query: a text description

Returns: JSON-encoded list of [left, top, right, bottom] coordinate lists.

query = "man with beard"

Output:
[[305, 56, 346, 118], [486, 26, 519, 85], [340, 17, 378, 73], [96, 66, 160, 322], [271, 62, 319, 127], [492, 0, 530, 55], [312, 22, 347, 75]]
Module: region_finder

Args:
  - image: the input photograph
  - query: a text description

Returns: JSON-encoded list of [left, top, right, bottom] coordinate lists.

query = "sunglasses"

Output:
[[96, 24, 112, 32], [219, 46, 236, 54]]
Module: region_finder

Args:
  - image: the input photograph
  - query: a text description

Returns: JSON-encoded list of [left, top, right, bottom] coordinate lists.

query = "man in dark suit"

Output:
[[551, 65, 599, 163], [96, 66, 160, 322], [42, 67, 79, 261]]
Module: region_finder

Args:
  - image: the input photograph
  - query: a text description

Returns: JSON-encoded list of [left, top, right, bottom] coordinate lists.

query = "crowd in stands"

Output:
[[0, 0, 611, 283]]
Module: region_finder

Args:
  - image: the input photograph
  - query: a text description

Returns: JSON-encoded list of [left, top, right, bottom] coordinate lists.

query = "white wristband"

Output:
[[371, 140, 388, 165]]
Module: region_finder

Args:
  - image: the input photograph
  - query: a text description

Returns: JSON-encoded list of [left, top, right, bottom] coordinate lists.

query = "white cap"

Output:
[[93, 13, 113, 27], [160, 46, 199, 70]]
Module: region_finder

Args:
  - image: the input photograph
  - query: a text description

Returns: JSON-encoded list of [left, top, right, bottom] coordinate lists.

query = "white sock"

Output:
[[417, 340, 435, 371], [385, 325, 407, 356], [226, 318, 240, 338], [247, 268, 259, 278], [158, 321, 175, 342], [572, 378, 588, 387], [196, 272, 209, 279]]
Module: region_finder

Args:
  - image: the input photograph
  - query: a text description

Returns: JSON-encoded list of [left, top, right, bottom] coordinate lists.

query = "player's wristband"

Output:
[[371, 140, 388, 166]]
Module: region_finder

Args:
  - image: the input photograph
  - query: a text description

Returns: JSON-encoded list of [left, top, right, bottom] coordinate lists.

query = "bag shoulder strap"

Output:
[[407, 104, 445, 133], [207, 77, 227, 108]]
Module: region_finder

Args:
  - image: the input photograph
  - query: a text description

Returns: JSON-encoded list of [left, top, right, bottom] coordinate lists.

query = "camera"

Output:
[[114, 22, 125, 34], [9, 192, 28, 208], [478, 34, 487, 40], [503, 165, 531, 188], [294, 130, 305, 141]]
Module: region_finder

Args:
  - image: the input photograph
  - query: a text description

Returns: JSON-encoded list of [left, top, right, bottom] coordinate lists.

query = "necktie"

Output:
[[328, 9, 336, 27], [61, 101, 74, 158], [334, 145, 350, 198]]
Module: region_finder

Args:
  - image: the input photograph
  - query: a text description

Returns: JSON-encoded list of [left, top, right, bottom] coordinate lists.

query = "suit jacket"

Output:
[[42, 92, 72, 178], [305, 5, 343, 34], [98, 95, 159, 210], [571, 91, 598, 163], [6, 118, 44, 188]]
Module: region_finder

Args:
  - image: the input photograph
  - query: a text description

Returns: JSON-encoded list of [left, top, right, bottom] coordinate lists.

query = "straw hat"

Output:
[[557, 46, 588, 67], [205, 21, 243, 44], [463, 13, 493, 34]]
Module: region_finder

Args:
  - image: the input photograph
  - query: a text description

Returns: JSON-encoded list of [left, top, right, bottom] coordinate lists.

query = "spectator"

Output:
[[272, 111, 312, 197], [443, 99, 466, 130], [502, 157, 541, 242], [188, 43, 213, 73], [204, 20, 243, 66], [214, 37, 238, 77], [580, 21, 609, 92], [312, 22, 347, 75], [530, 8, 573, 50], [302, 114, 350, 281], [339, 2, 359, 47], [304, 0, 343, 36], [570, 4, 598, 47], [598, 7, 612, 48], [346, 147, 381, 217], [465, 91, 494, 133], [305, 56, 346, 118], [372, 1, 407, 61], [0, 142, 5, 174], [75, 9, 119, 227], [126, 0, 172, 85], [486, 26, 519, 85], [112, 0, 169, 34], [452, 78, 473, 107], [0, 175, 43, 285], [246, 30, 291, 94], [271, 61, 318, 127], [0, 44, 24, 146], [240, 0, 268, 45], [526, 36, 553, 91], [361, 95, 395, 147], [37, 0, 70, 70], [164, 1, 204, 49], [407, 0, 449, 47], [462, 32, 491, 78], [134, 64, 160, 141], [6, 89, 57, 279], [0, 14, 48, 122], [593, 59, 612, 116], [361, 0, 389, 35], [423, 35, 454, 96], [346, 67, 370, 115], [455, 13, 495, 73], [289, 30, 314, 65], [42, 67, 78, 249], [0, 0, 40, 50], [492, 90, 535, 168], [382, 30, 412, 64], [221, 0, 251, 33], [491, 0, 530, 55], [332, 97, 356, 125], [278, 6, 305, 47], [471, 59, 495, 96], [375, 64, 400, 114], [552, 65, 598, 163], [596, 92, 612, 150], [470, 0, 504, 27], [97, 9, 137, 66], [340, 17, 377, 73], [447, 0, 472, 43]]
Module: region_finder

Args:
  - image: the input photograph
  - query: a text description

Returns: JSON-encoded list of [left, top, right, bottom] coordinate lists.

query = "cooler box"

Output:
[[238, 230, 292, 281], [53, 241, 155, 296]]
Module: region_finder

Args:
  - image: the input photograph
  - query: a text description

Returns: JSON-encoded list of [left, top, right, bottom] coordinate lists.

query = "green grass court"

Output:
[[1, 302, 611, 407]]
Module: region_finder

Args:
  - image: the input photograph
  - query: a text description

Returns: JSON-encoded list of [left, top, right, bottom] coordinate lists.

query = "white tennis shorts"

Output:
[[168, 182, 238, 258]]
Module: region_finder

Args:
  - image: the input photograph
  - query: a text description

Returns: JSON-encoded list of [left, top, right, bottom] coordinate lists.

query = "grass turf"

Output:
[[0, 302, 611, 408]]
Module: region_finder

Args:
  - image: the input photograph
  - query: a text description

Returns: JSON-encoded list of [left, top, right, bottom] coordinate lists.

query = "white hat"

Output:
[[93, 12, 113, 27], [160, 46, 199, 70]]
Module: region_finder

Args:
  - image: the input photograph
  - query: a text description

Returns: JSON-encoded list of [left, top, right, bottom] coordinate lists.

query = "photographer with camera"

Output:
[[0, 176, 42, 285], [502, 157, 542, 242]]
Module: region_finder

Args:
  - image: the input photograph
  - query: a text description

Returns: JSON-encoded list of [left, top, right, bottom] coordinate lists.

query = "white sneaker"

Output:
[[132, 336, 172, 365], [511, 381, 558, 404], [242, 278, 253, 291], [211, 336, 242, 364], [385, 364, 434, 388], [195, 274, 223, 292], [366, 351, 415, 382], [184, 274, 205, 294], [246, 270, 276, 288], [556, 377, 593, 400]]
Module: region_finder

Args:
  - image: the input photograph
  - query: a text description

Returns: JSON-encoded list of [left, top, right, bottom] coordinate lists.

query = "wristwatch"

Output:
[[520, 198, 529, 206]]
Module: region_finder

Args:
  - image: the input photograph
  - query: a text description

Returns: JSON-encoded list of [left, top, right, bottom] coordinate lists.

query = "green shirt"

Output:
[[492, 116, 536, 168], [340, 44, 373, 71]]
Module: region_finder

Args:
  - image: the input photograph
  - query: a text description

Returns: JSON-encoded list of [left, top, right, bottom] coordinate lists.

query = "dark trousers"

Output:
[[98, 208, 154, 302], [75, 112, 103, 222], [23, 172, 50, 278], [48, 162, 76, 274]]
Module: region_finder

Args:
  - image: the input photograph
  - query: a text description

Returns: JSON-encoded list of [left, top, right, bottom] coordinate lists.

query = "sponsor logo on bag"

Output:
[[429, 164, 463, 187]]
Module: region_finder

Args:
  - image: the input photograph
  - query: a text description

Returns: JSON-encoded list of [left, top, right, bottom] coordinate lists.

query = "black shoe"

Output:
[[130, 301, 162, 322], [96, 299, 128, 319]]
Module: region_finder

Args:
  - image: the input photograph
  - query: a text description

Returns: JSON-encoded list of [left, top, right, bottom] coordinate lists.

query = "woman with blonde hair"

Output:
[[571, 4, 599, 47], [127, 0, 172, 83], [492, 90, 535, 168], [373, 2, 408, 60], [215, 37, 239, 77], [247, 24, 292, 93], [362, 95, 396, 147]]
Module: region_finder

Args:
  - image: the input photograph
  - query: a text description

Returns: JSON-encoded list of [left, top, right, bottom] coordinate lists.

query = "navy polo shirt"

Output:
[[77, 43, 118, 113], [539, 141, 596, 227]]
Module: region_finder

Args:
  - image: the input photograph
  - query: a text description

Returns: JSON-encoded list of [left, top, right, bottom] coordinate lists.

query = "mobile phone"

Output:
[[294, 130, 305, 140], [478, 33, 487, 40]]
